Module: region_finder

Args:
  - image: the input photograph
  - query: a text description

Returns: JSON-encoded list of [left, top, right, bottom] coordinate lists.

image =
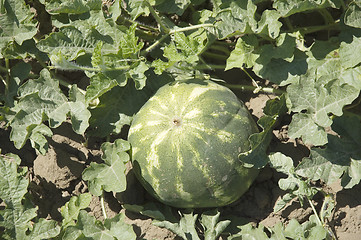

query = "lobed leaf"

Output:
[[273, 0, 341, 17], [0, 154, 60, 239], [344, 1, 361, 28], [37, 26, 104, 61], [269, 152, 318, 213], [0, 0, 37, 57], [62, 210, 136, 240], [123, 202, 178, 222], [200, 210, 231, 240], [88, 71, 172, 137], [153, 210, 200, 240], [295, 115, 361, 188], [82, 139, 131, 196], [240, 94, 287, 169], [287, 75, 359, 146], [61, 193, 92, 228], [155, 0, 191, 15], [256, 10, 282, 39], [9, 69, 90, 150], [44, 0, 101, 14], [339, 35, 361, 69]]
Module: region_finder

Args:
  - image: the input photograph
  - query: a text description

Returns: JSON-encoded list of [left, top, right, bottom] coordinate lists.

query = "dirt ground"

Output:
[[1, 87, 360, 240]]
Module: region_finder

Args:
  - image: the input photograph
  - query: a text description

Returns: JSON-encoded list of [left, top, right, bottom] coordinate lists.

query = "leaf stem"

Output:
[[55, 75, 86, 95], [195, 64, 227, 70], [284, 17, 294, 31], [142, 34, 168, 54], [340, 0, 347, 12], [241, 67, 261, 91], [308, 197, 323, 226], [290, 21, 340, 35], [318, 9, 334, 25], [225, 84, 285, 95], [0, 64, 8, 73], [201, 51, 228, 61], [5, 58, 10, 87], [141, 23, 214, 55], [101, 192, 108, 219], [208, 44, 230, 56], [118, 15, 159, 33], [169, 24, 214, 34], [144, 0, 170, 33]]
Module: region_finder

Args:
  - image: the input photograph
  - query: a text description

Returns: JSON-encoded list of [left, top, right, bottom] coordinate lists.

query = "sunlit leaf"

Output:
[[82, 139, 131, 196]]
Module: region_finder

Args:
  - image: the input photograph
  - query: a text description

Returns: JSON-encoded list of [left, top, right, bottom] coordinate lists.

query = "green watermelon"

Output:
[[128, 79, 259, 208]]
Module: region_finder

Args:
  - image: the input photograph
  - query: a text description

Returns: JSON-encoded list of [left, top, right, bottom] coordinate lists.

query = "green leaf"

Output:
[[255, 50, 308, 86], [0, 0, 37, 56], [295, 115, 361, 189], [82, 139, 130, 196], [0, 154, 29, 210], [200, 210, 231, 240], [269, 152, 294, 175], [119, 23, 144, 58], [159, 30, 208, 69], [227, 33, 307, 85], [215, 0, 257, 39], [85, 73, 118, 103], [67, 85, 91, 133], [256, 10, 282, 39], [103, 213, 137, 240], [9, 69, 90, 150], [214, 0, 257, 39], [88, 71, 172, 137], [66, 210, 136, 240], [60, 193, 92, 227], [45, 0, 101, 14], [269, 152, 318, 212], [230, 223, 269, 239], [240, 95, 287, 169], [273, 0, 341, 17], [153, 210, 200, 240], [225, 34, 259, 70], [0, 154, 60, 239], [67, 10, 127, 48], [128, 61, 149, 89], [155, 0, 191, 15], [287, 75, 359, 146], [344, 1, 361, 28], [123, 0, 151, 19], [27, 218, 60, 240], [124, 202, 178, 222], [1, 38, 48, 60], [29, 124, 52, 155], [37, 26, 103, 61], [340, 35, 361, 68]]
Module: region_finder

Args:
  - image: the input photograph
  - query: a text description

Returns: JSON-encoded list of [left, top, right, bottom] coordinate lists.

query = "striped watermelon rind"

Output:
[[128, 79, 259, 208]]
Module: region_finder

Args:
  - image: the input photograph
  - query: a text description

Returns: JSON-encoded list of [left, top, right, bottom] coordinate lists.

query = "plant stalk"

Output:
[[290, 21, 340, 35], [142, 34, 168, 54], [201, 51, 229, 61], [0, 64, 8, 73], [5, 58, 10, 87], [225, 84, 285, 95], [318, 9, 334, 25], [195, 64, 228, 70], [169, 24, 214, 34], [308, 197, 323, 226], [144, 0, 170, 33], [101, 192, 108, 219]]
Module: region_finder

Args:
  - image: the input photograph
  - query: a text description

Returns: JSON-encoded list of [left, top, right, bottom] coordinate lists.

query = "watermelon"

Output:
[[128, 79, 259, 208]]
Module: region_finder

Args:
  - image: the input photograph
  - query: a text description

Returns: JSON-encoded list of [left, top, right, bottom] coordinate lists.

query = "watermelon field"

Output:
[[1, 0, 361, 239]]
